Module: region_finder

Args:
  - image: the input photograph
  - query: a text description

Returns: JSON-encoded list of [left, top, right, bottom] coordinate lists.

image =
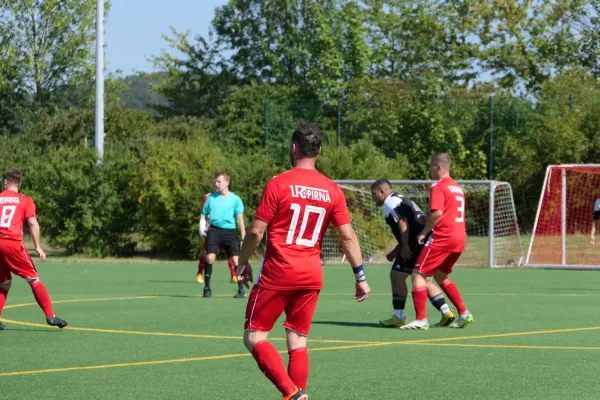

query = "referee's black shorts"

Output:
[[205, 226, 239, 257], [594, 210, 600, 221]]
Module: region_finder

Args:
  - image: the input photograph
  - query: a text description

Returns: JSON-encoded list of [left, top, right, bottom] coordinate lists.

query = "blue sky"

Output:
[[105, 0, 227, 75]]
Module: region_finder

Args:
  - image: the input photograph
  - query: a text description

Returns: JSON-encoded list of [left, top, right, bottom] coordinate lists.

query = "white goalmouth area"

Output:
[[525, 164, 600, 270], [322, 180, 523, 268]]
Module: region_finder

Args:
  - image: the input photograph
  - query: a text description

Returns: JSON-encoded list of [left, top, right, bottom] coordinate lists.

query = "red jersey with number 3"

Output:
[[0, 190, 36, 241], [429, 177, 466, 252], [254, 168, 351, 290]]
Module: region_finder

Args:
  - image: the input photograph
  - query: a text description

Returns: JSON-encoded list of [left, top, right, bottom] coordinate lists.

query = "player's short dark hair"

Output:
[[291, 121, 323, 158], [214, 171, 230, 182], [430, 153, 452, 169], [371, 178, 392, 191], [2, 168, 22, 186]]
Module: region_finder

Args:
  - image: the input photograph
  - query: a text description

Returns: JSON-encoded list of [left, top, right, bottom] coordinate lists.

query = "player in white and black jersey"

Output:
[[371, 179, 455, 328], [590, 198, 600, 245]]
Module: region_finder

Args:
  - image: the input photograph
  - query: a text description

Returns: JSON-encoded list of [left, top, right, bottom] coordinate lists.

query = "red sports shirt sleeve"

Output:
[[331, 184, 351, 227], [254, 179, 279, 224], [430, 184, 445, 211], [24, 198, 36, 220]]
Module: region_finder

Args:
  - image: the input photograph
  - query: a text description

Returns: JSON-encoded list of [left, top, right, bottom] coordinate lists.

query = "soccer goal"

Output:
[[525, 164, 600, 269], [321, 180, 523, 268]]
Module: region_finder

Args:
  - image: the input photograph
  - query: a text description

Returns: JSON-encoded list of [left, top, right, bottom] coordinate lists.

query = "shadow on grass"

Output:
[[312, 321, 382, 328]]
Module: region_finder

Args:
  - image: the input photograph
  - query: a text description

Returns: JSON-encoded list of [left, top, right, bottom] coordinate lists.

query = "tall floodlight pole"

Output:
[[95, 0, 104, 162]]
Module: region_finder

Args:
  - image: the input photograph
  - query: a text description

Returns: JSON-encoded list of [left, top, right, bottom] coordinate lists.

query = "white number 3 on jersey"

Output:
[[456, 196, 464, 223]]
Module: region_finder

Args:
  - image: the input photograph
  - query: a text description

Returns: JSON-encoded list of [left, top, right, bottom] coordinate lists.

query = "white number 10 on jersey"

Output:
[[286, 203, 326, 247]]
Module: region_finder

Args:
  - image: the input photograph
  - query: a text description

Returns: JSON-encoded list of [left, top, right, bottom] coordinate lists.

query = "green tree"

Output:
[[212, 0, 370, 98], [364, 0, 477, 90], [0, 25, 28, 132], [461, 0, 588, 90], [150, 28, 235, 118], [317, 139, 411, 180], [0, 0, 103, 111], [343, 78, 486, 179]]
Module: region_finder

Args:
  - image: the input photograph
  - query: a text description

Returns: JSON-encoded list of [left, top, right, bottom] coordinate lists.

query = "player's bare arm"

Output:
[[399, 219, 413, 260], [237, 218, 267, 288], [591, 220, 597, 245], [27, 216, 46, 261], [335, 223, 371, 302], [236, 213, 246, 241], [418, 210, 443, 244]]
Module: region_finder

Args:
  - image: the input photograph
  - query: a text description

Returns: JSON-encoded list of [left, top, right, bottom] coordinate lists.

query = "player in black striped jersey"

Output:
[[590, 198, 600, 245], [371, 179, 455, 328]]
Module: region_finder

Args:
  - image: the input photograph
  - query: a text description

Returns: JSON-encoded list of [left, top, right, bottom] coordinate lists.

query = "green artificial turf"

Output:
[[2, 261, 600, 399]]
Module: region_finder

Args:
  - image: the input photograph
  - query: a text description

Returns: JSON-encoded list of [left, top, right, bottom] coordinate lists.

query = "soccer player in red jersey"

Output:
[[0, 168, 67, 331], [401, 153, 473, 330], [236, 122, 371, 400], [196, 192, 236, 284]]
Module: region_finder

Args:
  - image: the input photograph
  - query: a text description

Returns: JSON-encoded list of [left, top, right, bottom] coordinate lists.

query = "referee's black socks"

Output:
[[204, 264, 213, 287]]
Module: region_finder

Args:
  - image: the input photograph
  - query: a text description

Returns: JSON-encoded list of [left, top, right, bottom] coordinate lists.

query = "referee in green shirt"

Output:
[[200, 172, 246, 298]]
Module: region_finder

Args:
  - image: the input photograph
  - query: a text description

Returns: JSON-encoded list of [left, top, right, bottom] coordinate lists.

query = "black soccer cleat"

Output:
[[203, 286, 212, 298], [288, 388, 308, 400], [233, 290, 246, 299], [0, 321, 6, 331], [46, 316, 68, 329]]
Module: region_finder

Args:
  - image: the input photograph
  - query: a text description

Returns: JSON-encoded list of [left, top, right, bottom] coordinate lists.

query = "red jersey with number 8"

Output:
[[254, 168, 351, 290], [0, 190, 36, 241], [429, 177, 467, 252]]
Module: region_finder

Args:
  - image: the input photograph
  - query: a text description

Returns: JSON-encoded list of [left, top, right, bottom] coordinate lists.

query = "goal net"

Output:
[[322, 180, 523, 267], [525, 164, 600, 269]]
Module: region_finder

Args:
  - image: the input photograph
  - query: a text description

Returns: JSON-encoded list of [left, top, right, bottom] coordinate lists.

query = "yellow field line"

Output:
[[3, 338, 598, 377], [400, 326, 600, 344], [0, 342, 390, 377], [3, 296, 161, 310], [0, 353, 252, 377], [0, 318, 382, 345], [4, 297, 600, 347], [405, 342, 600, 351]]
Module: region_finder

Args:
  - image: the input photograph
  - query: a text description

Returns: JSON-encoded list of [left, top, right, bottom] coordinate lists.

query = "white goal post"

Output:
[[524, 164, 600, 270], [321, 180, 524, 268]]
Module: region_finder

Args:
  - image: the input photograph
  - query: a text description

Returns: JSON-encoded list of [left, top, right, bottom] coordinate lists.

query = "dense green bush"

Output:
[[1, 72, 599, 259], [23, 145, 138, 256]]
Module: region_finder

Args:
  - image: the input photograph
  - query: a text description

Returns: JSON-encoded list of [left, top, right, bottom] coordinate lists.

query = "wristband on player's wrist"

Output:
[[352, 265, 366, 282]]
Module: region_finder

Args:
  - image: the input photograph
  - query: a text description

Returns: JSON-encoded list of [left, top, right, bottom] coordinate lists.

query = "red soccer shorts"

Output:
[[244, 285, 320, 336], [0, 240, 39, 282], [414, 244, 462, 276]]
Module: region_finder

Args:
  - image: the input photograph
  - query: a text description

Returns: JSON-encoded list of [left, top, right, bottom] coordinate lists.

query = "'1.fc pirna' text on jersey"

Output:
[[253, 169, 351, 290]]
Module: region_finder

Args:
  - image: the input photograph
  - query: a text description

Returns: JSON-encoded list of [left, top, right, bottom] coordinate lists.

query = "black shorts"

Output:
[[594, 211, 600, 221], [205, 227, 239, 257], [391, 245, 423, 274]]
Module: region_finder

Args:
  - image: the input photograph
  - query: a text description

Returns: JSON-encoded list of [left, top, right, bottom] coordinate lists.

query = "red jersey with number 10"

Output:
[[0, 190, 36, 241], [254, 168, 351, 290], [429, 177, 467, 252]]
